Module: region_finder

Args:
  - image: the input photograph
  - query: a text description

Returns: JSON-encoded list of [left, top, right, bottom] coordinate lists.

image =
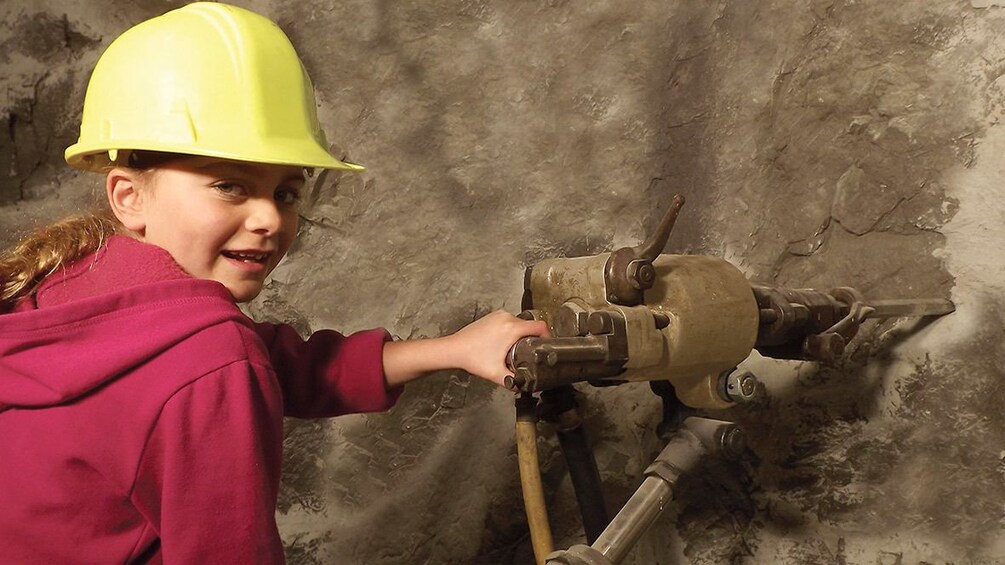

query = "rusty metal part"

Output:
[[548, 417, 742, 565], [754, 284, 956, 364], [753, 284, 861, 363], [801, 332, 846, 365], [519, 251, 759, 408], [603, 194, 686, 306], [619, 254, 759, 409], [801, 287, 872, 364], [519, 194, 950, 401], [752, 285, 848, 349], [507, 311, 630, 392], [554, 301, 591, 337], [587, 311, 614, 335]]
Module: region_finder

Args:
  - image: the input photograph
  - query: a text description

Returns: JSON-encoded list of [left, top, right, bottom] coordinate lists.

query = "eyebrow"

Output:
[[196, 161, 305, 183]]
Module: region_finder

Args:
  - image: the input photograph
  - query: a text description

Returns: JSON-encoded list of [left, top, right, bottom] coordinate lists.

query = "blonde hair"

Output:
[[0, 212, 121, 312], [0, 151, 181, 312]]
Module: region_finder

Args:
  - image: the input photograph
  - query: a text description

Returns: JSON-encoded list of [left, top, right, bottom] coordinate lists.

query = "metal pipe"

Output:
[[539, 338, 610, 365], [591, 476, 672, 563], [864, 298, 956, 319], [589, 417, 738, 564]]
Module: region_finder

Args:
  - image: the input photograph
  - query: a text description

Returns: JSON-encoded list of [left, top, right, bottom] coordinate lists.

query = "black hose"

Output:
[[541, 386, 609, 544]]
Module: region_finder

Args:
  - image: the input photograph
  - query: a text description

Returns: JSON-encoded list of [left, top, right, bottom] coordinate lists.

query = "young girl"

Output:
[[0, 3, 548, 563]]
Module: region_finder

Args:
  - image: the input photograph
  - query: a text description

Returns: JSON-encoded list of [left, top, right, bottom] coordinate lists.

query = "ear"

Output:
[[105, 168, 147, 234]]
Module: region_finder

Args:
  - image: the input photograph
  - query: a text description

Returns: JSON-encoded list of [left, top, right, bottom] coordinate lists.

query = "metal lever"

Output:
[[633, 194, 686, 263], [603, 194, 686, 306]]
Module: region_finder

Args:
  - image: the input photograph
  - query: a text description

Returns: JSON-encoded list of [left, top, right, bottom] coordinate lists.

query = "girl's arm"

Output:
[[382, 310, 551, 388], [255, 322, 400, 417]]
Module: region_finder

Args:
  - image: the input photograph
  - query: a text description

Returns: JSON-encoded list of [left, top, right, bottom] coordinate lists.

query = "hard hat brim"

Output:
[[65, 140, 365, 173]]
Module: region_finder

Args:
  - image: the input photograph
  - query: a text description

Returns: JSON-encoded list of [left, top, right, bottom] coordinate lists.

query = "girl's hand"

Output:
[[446, 310, 551, 387], [381, 310, 551, 389]]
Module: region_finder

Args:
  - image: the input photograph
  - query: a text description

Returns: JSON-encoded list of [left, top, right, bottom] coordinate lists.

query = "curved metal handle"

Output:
[[633, 194, 686, 262], [604, 194, 686, 306]]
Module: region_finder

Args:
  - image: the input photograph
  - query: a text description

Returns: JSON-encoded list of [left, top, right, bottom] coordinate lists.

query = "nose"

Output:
[[245, 197, 284, 235]]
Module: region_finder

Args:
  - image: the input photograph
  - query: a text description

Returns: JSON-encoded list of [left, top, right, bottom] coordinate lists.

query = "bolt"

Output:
[[588, 311, 614, 335], [554, 304, 590, 337], [721, 370, 762, 404], [533, 348, 560, 366], [803, 332, 845, 365], [739, 374, 756, 397], [504, 374, 527, 390], [653, 312, 671, 330], [626, 260, 656, 291], [637, 263, 656, 287], [546, 350, 559, 366], [718, 426, 746, 459]]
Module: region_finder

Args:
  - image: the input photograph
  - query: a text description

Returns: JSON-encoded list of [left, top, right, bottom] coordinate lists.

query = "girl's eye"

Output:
[[212, 182, 245, 196], [275, 187, 301, 205]]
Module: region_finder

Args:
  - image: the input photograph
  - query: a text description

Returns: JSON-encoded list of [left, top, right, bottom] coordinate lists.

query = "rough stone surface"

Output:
[[3, 1, 1004, 563]]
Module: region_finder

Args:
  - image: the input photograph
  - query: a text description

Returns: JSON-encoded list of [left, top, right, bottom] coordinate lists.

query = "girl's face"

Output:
[[134, 157, 305, 302]]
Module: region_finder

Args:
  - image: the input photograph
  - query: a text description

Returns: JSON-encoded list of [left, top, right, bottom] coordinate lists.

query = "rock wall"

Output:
[[3, 0, 1004, 563]]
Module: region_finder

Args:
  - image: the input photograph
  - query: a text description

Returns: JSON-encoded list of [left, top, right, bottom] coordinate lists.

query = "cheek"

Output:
[[146, 201, 231, 256], [280, 209, 299, 249]]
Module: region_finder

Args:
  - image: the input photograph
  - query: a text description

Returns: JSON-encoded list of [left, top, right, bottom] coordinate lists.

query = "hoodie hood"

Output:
[[0, 236, 247, 411]]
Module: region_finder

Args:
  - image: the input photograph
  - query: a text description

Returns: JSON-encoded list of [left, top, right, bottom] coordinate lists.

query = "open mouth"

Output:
[[222, 250, 269, 264]]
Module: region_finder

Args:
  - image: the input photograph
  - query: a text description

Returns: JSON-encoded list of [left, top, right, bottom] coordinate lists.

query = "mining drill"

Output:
[[505, 195, 954, 565]]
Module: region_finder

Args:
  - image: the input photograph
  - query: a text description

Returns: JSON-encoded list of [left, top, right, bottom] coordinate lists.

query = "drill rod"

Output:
[[863, 298, 955, 319]]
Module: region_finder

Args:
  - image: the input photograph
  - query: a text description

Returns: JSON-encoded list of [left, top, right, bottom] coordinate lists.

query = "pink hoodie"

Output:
[[0, 236, 400, 564]]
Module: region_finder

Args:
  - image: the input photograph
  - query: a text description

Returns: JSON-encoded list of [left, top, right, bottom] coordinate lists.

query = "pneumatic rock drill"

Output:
[[506, 195, 954, 565]]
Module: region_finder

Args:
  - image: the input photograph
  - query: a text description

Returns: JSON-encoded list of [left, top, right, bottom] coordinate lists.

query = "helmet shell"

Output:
[[65, 2, 362, 172]]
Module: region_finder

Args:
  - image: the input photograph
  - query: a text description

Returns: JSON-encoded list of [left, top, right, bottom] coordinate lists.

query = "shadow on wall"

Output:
[[635, 1, 1002, 563]]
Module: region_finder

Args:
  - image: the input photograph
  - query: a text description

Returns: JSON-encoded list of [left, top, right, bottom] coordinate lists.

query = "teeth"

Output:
[[225, 251, 267, 262]]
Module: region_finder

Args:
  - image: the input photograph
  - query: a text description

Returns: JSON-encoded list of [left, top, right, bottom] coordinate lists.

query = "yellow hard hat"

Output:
[[65, 2, 363, 172]]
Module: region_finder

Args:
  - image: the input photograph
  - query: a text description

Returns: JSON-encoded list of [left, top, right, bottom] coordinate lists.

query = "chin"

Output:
[[227, 284, 264, 303]]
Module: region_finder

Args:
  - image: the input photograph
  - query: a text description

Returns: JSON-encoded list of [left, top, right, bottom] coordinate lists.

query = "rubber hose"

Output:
[[555, 424, 609, 544], [541, 386, 609, 544], [516, 396, 554, 565]]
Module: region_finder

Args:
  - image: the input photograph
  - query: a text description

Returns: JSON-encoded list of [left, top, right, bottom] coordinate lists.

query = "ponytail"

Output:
[[0, 212, 120, 312], [0, 150, 185, 312]]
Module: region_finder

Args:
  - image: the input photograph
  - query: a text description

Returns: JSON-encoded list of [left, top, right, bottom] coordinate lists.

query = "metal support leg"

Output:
[[546, 417, 743, 565]]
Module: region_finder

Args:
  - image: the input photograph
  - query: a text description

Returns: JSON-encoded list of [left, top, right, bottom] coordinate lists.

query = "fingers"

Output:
[[528, 319, 552, 339], [493, 309, 552, 338], [457, 310, 554, 389], [492, 311, 551, 389]]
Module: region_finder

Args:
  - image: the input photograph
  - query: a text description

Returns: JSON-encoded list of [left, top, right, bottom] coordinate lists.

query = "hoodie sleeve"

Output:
[[254, 323, 402, 418], [130, 361, 286, 564]]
